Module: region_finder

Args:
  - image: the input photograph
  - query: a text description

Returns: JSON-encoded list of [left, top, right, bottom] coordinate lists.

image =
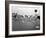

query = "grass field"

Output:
[[12, 13, 40, 31]]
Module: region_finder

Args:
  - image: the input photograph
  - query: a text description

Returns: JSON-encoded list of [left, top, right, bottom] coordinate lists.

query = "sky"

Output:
[[11, 4, 40, 16]]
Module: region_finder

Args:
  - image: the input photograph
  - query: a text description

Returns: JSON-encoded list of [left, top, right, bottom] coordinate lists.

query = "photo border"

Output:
[[5, 1, 45, 37]]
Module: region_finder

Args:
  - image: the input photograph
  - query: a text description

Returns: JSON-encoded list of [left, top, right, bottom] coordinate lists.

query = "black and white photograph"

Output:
[[12, 5, 40, 31], [5, 1, 45, 37]]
